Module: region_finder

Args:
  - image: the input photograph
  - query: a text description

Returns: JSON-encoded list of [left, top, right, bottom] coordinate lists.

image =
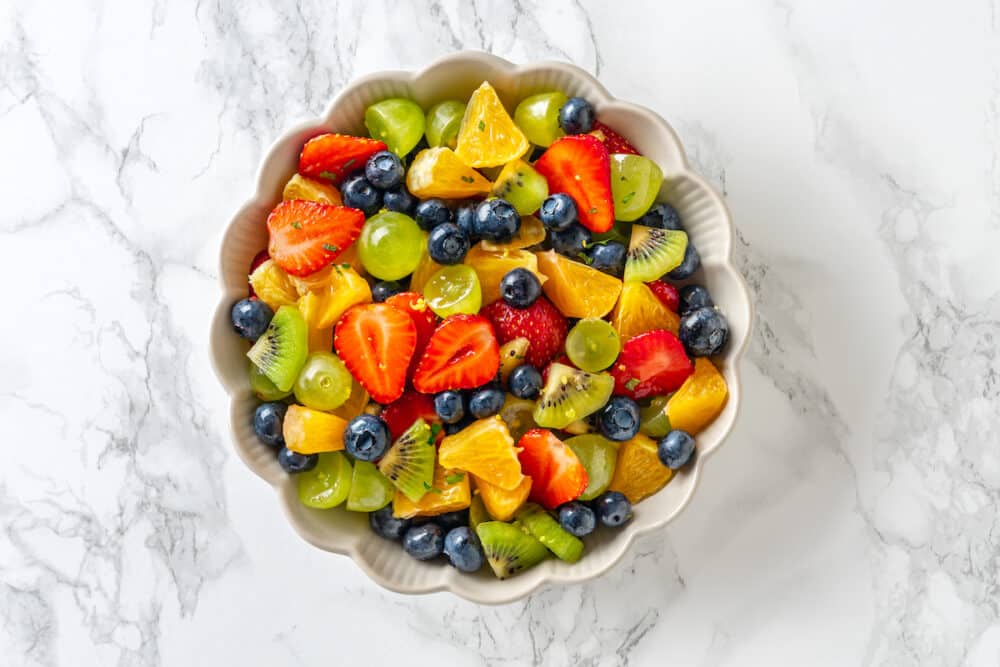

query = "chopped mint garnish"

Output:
[[478, 120, 486, 131], [291, 221, 303, 229], [622, 192, 635, 204], [323, 243, 339, 253], [461, 175, 474, 183], [625, 378, 640, 391], [319, 170, 339, 180], [444, 472, 465, 485], [589, 207, 598, 214]]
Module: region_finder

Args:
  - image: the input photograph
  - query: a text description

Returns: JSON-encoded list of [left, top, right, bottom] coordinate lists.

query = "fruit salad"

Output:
[[231, 82, 731, 579]]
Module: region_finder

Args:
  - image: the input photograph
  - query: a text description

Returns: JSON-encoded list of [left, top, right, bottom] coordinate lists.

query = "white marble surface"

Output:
[[2, 0, 999, 664]]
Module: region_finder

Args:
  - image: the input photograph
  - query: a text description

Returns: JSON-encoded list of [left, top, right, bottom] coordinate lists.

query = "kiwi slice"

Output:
[[533, 363, 615, 430], [346, 461, 394, 512], [491, 159, 549, 215], [377, 418, 436, 502], [246, 305, 308, 392], [475, 521, 550, 579], [249, 361, 292, 401], [623, 224, 688, 283], [469, 494, 491, 529], [514, 503, 584, 563]]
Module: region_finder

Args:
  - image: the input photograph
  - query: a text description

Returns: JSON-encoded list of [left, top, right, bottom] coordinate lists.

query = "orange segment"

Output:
[[392, 464, 472, 519], [283, 405, 348, 454], [437, 416, 523, 490], [455, 81, 530, 168], [306, 326, 333, 352], [667, 357, 728, 434], [608, 433, 673, 504], [535, 249, 622, 318], [293, 265, 372, 330], [331, 380, 369, 422], [474, 474, 532, 521], [480, 215, 546, 252], [405, 147, 492, 199], [498, 337, 530, 382], [282, 174, 343, 206], [610, 281, 680, 341], [249, 259, 299, 309], [336, 243, 365, 276], [465, 245, 545, 305]]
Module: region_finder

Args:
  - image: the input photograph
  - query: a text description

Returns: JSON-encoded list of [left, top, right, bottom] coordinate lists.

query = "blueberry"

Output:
[[383, 186, 417, 214], [593, 491, 632, 528], [454, 202, 479, 242], [638, 203, 683, 230], [231, 298, 273, 340], [678, 306, 729, 356], [558, 97, 595, 135], [538, 193, 577, 231], [277, 447, 318, 474], [427, 222, 470, 264], [500, 268, 542, 308], [443, 526, 485, 572], [434, 390, 465, 424], [597, 396, 640, 442], [435, 509, 469, 532], [370, 505, 411, 541], [667, 243, 700, 280], [402, 523, 445, 560], [468, 387, 505, 419], [558, 502, 596, 537], [658, 430, 695, 469], [549, 222, 592, 257], [678, 285, 713, 314], [343, 414, 391, 461], [586, 242, 626, 277], [340, 173, 382, 217], [371, 280, 404, 303], [474, 199, 520, 242], [414, 198, 453, 230], [254, 402, 287, 448], [364, 150, 404, 190], [508, 364, 542, 399]]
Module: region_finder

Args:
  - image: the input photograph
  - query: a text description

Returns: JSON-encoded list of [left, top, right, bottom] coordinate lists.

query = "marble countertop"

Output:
[[3, 1, 999, 665]]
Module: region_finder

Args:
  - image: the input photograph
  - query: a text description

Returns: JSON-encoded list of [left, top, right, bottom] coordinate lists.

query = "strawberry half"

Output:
[[481, 297, 567, 369], [298, 133, 386, 185], [589, 121, 640, 155], [412, 315, 500, 393], [517, 429, 589, 509], [610, 329, 693, 399], [534, 135, 614, 233], [385, 292, 438, 379], [381, 391, 442, 442], [266, 200, 365, 277], [646, 280, 680, 312], [334, 303, 416, 404], [247, 249, 270, 297]]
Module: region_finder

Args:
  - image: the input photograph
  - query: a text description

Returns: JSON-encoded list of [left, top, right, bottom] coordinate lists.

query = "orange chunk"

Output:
[[666, 357, 728, 434], [293, 265, 372, 330], [392, 464, 472, 519], [608, 433, 673, 504], [282, 174, 343, 206], [438, 416, 523, 490], [480, 215, 546, 252], [610, 281, 680, 341], [535, 250, 622, 318], [475, 474, 532, 521], [249, 259, 299, 309], [465, 245, 544, 305], [283, 405, 348, 455], [455, 82, 530, 168], [406, 147, 492, 199]]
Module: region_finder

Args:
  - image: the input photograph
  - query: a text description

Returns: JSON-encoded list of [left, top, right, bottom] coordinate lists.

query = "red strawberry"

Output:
[[646, 281, 679, 312], [413, 315, 500, 393], [541, 355, 575, 383], [266, 200, 365, 277], [610, 329, 693, 399], [247, 249, 270, 297], [298, 133, 386, 185], [534, 135, 614, 233], [381, 392, 442, 442], [385, 292, 438, 379], [517, 429, 589, 509], [481, 297, 567, 369], [589, 121, 640, 155], [334, 303, 416, 404]]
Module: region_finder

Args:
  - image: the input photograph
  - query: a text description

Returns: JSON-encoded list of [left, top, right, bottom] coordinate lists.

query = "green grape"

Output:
[[609, 154, 664, 222], [514, 91, 568, 147], [250, 362, 291, 401], [639, 396, 672, 438], [298, 451, 353, 509], [499, 396, 538, 443], [364, 98, 426, 157], [346, 461, 394, 512], [293, 352, 353, 411], [492, 159, 549, 215], [565, 434, 618, 500], [425, 100, 466, 149], [423, 264, 482, 317], [358, 211, 426, 280], [565, 318, 621, 372]]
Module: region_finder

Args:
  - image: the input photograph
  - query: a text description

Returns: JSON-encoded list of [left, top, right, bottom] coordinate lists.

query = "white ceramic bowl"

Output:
[[210, 51, 753, 604]]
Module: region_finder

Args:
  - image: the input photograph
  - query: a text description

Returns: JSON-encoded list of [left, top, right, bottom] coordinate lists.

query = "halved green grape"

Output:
[[565, 434, 618, 500], [491, 159, 548, 215], [293, 351, 353, 411], [610, 154, 664, 222], [249, 362, 291, 401], [639, 395, 672, 438], [499, 395, 538, 443], [358, 211, 426, 280], [514, 91, 568, 147], [423, 264, 482, 317], [364, 98, 426, 157], [425, 100, 466, 149], [346, 461, 394, 512], [565, 318, 621, 372], [298, 451, 353, 509]]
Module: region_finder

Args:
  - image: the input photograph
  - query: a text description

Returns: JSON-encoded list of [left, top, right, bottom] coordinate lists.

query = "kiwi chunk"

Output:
[[469, 494, 491, 529], [475, 521, 549, 579], [246, 305, 308, 392], [249, 361, 292, 401], [491, 159, 549, 215], [623, 224, 688, 283], [515, 503, 584, 563], [533, 363, 614, 430], [377, 418, 436, 502]]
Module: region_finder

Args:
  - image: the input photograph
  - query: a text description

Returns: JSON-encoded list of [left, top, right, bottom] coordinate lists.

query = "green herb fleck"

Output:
[[461, 175, 474, 183], [478, 120, 486, 132], [444, 472, 465, 485], [625, 378, 640, 391], [622, 192, 635, 204], [340, 263, 352, 269], [319, 170, 339, 181], [323, 243, 339, 253], [579, 252, 594, 265], [428, 487, 443, 494], [343, 158, 355, 169], [429, 423, 443, 441], [291, 221, 303, 229], [423, 481, 432, 490], [589, 207, 598, 215]]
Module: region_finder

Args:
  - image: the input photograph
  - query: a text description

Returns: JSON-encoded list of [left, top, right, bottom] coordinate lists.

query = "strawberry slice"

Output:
[[534, 135, 614, 233], [610, 329, 693, 399], [589, 121, 640, 155], [381, 392, 443, 442], [540, 355, 575, 383], [385, 292, 438, 379], [298, 133, 387, 185], [334, 303, 416, 404], [517, 429, 589, 509], [247, 249, 270, 297], [481, 297, 567, 369], [266, 200, 364, 277], [646, 280, 679, 312], [412, 315, 500, 393]]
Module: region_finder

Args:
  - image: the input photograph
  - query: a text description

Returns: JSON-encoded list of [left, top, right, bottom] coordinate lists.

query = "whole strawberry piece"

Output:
[[481, 296, 567, 369], [299, 133, 387, 185], [610, 329, 693, 399], [266, 200, 365, 277], [534, 135, 614, 233], [589, 121, 640, 155], [646, 280, 679, 312]]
